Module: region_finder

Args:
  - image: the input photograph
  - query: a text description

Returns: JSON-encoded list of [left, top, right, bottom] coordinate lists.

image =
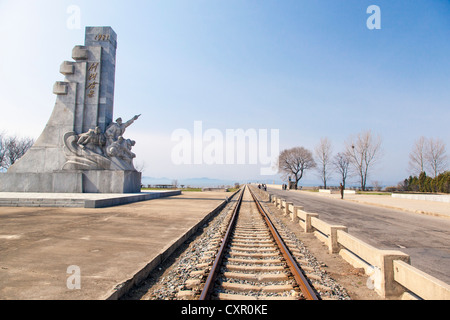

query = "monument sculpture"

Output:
[[0, 27, 142, 193]]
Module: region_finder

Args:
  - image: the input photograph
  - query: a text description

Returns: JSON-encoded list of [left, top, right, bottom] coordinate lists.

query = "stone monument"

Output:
[[0, 27, 142, 193]]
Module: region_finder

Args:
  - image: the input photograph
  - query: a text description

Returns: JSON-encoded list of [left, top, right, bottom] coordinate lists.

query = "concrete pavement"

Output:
[[266, 185, 450, 219], [0, 191, 234, 300], [309, 192, 450, 219]]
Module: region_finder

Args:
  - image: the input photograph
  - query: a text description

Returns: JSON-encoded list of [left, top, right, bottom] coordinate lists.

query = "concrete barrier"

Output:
[[311, 217, 347, 254], [264, 190, 450, 300], [290, 205, 303, 223], [299, 212, 319, 233], [336, 230, 410, 298], [266, 184, 282, 190], [392, 193, 450, 203], [285, 202, 293, 216], [318, 189, 356, 195], [275, 197, 282, 211], [393, 260, 450, 300]]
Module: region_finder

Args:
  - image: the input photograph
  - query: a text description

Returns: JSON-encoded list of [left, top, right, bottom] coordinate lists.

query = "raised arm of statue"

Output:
[[124, 114, 141, 129]]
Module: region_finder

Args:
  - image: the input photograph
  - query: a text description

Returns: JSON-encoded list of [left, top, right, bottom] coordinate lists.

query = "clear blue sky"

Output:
[[0, 0, 449, 186]]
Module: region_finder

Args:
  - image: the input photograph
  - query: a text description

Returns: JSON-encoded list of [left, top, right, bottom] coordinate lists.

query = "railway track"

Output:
[[199, 185, 319, 300]]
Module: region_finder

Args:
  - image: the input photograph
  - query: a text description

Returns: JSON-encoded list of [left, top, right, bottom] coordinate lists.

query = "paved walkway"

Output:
[[310, 192, 450, 219], [0, 191, 232, 300], [266, 185, 450, 219], [340, 193, 449, 219]]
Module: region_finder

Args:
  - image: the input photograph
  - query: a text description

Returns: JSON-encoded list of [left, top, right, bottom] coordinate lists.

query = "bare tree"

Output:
[[0, 132, 7, 170], [345, 131, 383, 191], [333, 152, 351, 189], [372, 180, 382, 192], [278, 147, 316, 189], [408, 136, 427, 176], [314, 137, 333, 189], [0, 135, 34, 170], [134, 160, 146, 173], [426, 138, 448, 178]]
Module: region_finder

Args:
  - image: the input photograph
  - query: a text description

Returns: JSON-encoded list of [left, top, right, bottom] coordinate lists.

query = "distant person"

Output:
[[340, 183, 344, 199]]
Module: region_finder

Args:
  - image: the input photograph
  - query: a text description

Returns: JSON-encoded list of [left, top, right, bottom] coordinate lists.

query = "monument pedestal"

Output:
[[0, 171, 141, 194], [82, 170, 141, 193]]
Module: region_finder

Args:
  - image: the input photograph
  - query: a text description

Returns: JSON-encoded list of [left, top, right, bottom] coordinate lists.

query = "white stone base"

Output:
[[0, 170, 141, 194]]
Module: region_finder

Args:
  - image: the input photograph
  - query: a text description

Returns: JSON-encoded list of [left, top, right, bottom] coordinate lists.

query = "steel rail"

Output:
[[199, 186, 245, 300], [248, 186, 320, 300], [199, 185, 319, 300]]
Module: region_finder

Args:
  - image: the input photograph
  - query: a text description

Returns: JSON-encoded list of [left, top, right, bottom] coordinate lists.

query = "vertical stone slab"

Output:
[[85, 27, 117, 132]]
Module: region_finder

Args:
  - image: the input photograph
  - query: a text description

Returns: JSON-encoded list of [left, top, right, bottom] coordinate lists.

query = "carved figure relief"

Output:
[[63, 115, 141, 171]]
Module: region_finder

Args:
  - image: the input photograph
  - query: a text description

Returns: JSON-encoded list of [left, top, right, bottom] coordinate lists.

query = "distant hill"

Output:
[[141, 176, 242, 188], [141, 176, 384, 189]]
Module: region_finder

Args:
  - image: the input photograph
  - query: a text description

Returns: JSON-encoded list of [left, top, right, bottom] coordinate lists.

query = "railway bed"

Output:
[[200, 185, 318, 300], [125, 185, 351, 300]]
